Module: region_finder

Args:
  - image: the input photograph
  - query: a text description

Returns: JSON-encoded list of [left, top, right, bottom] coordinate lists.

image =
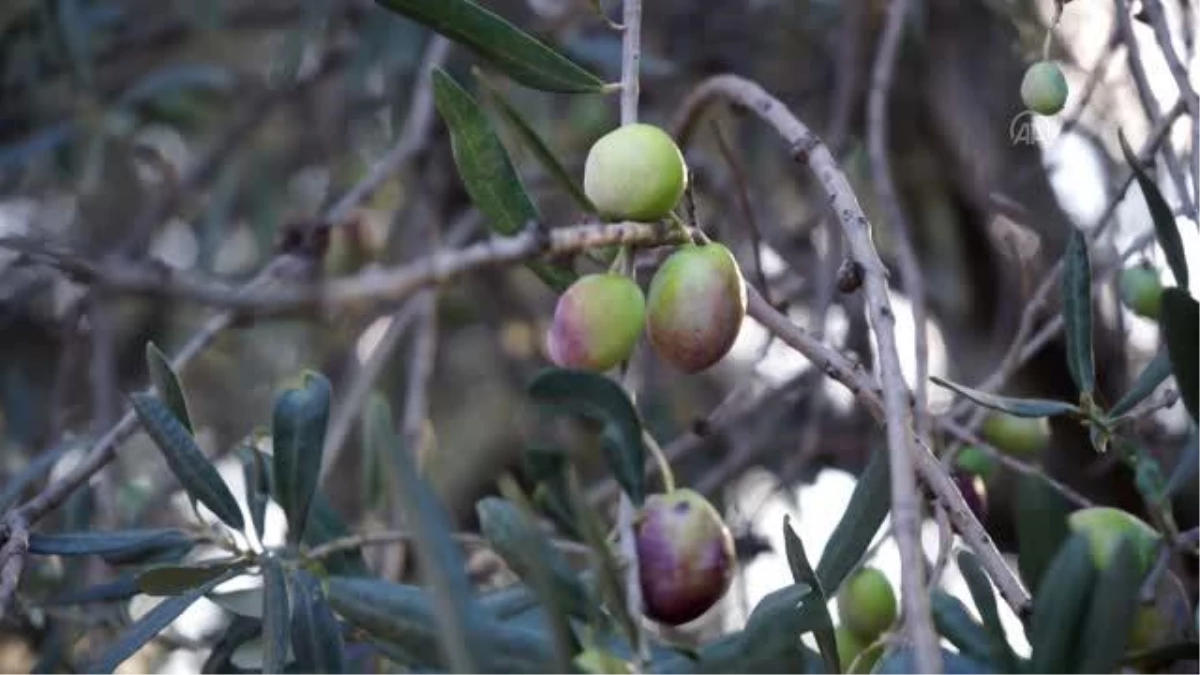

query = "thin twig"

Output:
[[868, 6, 940, 662], [1138, 0, 1200, 213], [1113, 0, 1195, 217], [617, 0, 646, 666], [711, 121, 772, 304], [673, 76, 1031, 618], [305, 528, 592, 561]]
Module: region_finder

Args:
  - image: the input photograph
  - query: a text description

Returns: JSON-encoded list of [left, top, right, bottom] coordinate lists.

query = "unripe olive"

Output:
[[1119, 264, 1164, 320], [1021, 61, 1068, 115], [980, 413, 1050, 459], [836, 625, 878, 672], [837, 567, 897, 641], [954, 445, 999, 481], [634, 488, 736, 626], [1067, 506, 1161, 574], [583, 124, 688, 221], [545, 273, 645, 372], [645, 243, 747, 373]]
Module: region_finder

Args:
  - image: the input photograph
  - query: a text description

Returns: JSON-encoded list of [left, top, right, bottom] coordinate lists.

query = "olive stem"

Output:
[[643, 431, 676, 493]]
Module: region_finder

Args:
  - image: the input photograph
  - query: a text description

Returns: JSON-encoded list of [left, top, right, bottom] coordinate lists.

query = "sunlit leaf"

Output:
[[930, 377, 1078, 418]]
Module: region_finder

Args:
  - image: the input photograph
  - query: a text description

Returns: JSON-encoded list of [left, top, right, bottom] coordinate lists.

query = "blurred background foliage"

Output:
[[0, 0, 1196, 670]]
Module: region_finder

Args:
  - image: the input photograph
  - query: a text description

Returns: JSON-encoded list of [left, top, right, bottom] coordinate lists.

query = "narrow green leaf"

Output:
[[238, 445, 271, 542], [291, 570, 346, 674], [28, 529, 192, 558], [1077, 540, 1142, 673], [272, 371, 332, 543], [1119, 132, 1189, 288], [930, 591, 993, 663], [202, 616, 262, 674], [782, 517, 839, 675], [131, 393, 245, 530], [90, 568, 240, 673], [1063, 229, 1095, 396], [931, 376, 1079, 417], [261, 558, 289, 674], [815, 448, 890, 590], [48, 574, 140, 606], [565, 467, 636, 644], [477, 496, 589, 617], [374, 0, 605, 93], [476, 73, 597, 213], [360, 392, 392, 511], [528, 368, 645, 504], [137, 559, 245, 596], [957, 551, 1017, 671], [1015, 473, 1072, 595], [303, 493, 370, 577], [145, 342, 193, 433], [1111, 349, 1172, 417], [480, 490, 578, 671], [432, 69, 576, 292], [1161, 289, 1199, 422], [650, 632, 820, 673], [326, 576, 555, 672], [1124, 641, 1200, 671], [382, 413, 483, 674], [1029, 535, 1096, 673], [1164, 432, 1198, 499]]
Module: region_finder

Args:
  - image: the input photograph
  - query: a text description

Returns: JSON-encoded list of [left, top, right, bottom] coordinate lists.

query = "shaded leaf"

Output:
[[48, 574, 140, 606], [202, 616, 262, 674], [1111, 349, 1172, 417], [650, 631, 819, 673], [28, 529, 192, 559], [145, 342, 193, 433], [1029, 535, 1096, 673], [1161, 289, 1198, 422], [261, 558, 290, 674], [528, 368, 645, 504], [782, 517, 838, 674], [303, 493, 370, 577], [1124, 641, 1200, 671], [815, 447, 889, 590], [564, 467, 635, 643], [326, 576, 555, 672], [1063, 229, 1095, 396], [360, 392, 392, 511], [482, 488, 578, 671], [1016, 473, 1072, 595], [1165, 432, 1198, 499], [957, 551, 1016, 671], [930, 591, 993, 663], [137, 559, 247, 596], [1119, 132, 1189, 288], [381, 406, 483, 673], [930, 377, 1078, 418], [272, 371, 332, 543], [238, 445, 271, 542], [291, 570, 346, 674], [477, 495, 588, 618], [131, 393, 245, 530], [432, 69, 575, 292], [1077, 539, 1141, 673], [476, 73, 596, 213], [374, 0, 605, 93], [90, 568, 240, 673]]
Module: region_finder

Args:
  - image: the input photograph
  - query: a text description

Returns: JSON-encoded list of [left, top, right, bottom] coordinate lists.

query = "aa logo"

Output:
[[1009, 110, 1055, 146]]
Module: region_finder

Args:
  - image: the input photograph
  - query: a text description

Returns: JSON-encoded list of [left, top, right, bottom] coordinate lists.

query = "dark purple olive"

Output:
[[953, 471, 988, 524], [634, 489, 736, 625]]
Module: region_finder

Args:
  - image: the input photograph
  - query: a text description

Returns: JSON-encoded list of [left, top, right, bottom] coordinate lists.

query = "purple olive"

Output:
[[634, 489, 736, 625], [645, 243, 747, 373], [953, 471, 988, 524]]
